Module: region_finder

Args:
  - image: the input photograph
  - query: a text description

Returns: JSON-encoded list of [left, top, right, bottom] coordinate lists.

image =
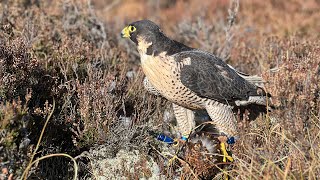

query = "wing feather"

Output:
[[175, 50, 259, 104]]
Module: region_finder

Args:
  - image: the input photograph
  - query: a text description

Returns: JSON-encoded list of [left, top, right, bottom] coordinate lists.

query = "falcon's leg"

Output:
[[205, 100, 238, 137], [205, 100, 237, 163], [162, 104, 195, 165], [172, 103, 195, 140]]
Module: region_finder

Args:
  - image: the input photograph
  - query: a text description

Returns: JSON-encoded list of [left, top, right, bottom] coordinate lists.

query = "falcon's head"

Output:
[[121, 20, 192, 56], [121, 20, 162, 45]]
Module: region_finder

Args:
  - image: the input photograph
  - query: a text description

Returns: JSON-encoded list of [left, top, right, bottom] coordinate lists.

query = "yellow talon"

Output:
[[172, 136, 188, 147], [220, 141, 234, 162], [218, 136, 233, 180], [218, 136, 234, 162], [172, 138, 180, 147]]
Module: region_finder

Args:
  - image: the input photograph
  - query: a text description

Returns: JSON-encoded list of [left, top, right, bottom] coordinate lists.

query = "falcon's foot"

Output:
[[164, 136, 188, 165], [217, 136, 234, 162]]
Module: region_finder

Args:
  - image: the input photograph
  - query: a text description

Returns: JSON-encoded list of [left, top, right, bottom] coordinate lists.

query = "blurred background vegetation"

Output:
[[0, 0, 319, 179]]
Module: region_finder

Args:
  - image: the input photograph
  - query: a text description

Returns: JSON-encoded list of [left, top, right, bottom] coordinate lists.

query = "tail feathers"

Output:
[[234, 95, 274, 121], [227, 64, 266, 88], [241, 75, 266, 88], [235, 96, 273, 107]]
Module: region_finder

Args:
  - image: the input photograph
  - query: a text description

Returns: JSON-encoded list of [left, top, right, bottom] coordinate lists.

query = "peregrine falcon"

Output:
[[121, 20, 270, 140]]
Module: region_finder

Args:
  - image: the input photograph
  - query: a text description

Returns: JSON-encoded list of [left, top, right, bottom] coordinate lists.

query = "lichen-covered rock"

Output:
[[80, 146, 163, 180]]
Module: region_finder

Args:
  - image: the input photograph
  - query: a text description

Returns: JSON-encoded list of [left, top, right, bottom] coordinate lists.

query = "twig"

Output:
[[21, 99, 78, 180], [25, 153, 78, 180], [21, 99, 56, 180]]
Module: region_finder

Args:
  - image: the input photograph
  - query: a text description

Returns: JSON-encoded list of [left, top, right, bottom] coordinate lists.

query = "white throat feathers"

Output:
[[137, 36, 152, 55]]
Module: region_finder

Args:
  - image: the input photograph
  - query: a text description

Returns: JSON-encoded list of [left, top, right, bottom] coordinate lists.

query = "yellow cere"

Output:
[[121, 25, 136, 38]]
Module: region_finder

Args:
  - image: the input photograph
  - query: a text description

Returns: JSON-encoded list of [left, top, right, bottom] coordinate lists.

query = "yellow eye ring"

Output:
[[129, 25, 136, 32]]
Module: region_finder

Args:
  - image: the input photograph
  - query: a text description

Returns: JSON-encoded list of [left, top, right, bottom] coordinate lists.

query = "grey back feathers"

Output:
[[174, 50, 263, 105]]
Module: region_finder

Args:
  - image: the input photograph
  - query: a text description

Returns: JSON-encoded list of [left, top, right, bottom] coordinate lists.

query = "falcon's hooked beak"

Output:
[[121, 26, 131, 38], [121, 25, 136, 38]]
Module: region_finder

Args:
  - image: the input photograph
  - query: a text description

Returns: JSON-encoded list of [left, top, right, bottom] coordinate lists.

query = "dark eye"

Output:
[[129, 26, 136, 32]]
